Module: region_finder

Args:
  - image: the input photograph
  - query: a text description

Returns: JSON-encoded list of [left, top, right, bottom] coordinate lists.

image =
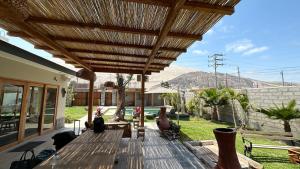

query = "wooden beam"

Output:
[[18, 33, 185, 52], [92, 67, 153, 75], [66, 60, 167, 68], [25, 16, 202, 40], [0, 2, 92, 71], [88, 77, 94, 124], [53, 51, 176, 61], [183, 1, 235, 15], [140, 73, 145, 127], [123, 0, 235, 15], [72, 62, 163, 70], [93, 65, 161, 73], [144, 0, 186, 73], [54, 36, 186, 52]]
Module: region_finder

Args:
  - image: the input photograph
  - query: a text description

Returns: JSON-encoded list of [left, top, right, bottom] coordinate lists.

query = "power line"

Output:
[[208, 54, 224, 88]]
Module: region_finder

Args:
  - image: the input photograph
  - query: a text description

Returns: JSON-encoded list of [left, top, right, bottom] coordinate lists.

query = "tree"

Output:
[[223, 88, 239, 128], [160, 93, 180, 111], [258, 99, 300, 132], [66, 81, 76, 107], [236, 93, 251, 127], [114, 74, 133, 121], [186, 92, 202, 117], [199, 88, 228, 121]]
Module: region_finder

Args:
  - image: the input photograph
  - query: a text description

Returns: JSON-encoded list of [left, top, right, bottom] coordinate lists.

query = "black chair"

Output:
[[52, 131, 76, 151]]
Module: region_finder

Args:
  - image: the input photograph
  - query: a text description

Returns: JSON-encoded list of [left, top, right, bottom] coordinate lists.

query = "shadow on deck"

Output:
[[114, 125, 207, 169]]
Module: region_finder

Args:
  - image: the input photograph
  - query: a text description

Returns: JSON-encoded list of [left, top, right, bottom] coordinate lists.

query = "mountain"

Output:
[[150, 70, 287, 90], [71, 65, 297, 90]]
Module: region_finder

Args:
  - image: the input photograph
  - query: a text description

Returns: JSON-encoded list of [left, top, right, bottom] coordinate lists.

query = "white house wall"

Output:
[[0, 54, 69, 129]]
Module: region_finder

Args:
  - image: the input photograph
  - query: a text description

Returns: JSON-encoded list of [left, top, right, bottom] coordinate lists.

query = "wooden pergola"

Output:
[[0, 0, 239, 127]]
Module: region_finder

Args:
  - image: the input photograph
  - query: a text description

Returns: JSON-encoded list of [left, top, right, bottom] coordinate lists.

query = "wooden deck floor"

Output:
[[0, 124, 207, 169]]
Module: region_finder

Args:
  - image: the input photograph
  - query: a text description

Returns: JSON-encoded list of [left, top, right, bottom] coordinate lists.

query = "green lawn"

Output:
[[178, 118, 299, 169], [64, 106, 90, 123]]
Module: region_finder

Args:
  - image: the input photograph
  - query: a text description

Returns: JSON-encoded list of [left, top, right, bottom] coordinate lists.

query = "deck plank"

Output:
[[143, 129, 207, 169]]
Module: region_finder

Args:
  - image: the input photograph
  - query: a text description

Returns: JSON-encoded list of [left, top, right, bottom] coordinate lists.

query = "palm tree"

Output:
[[199, 88, 228, 121], [236, 93, 251, 127], [223, 88, 239, 128], [160, 93, 180, 111], [258, 99, 300, 132]]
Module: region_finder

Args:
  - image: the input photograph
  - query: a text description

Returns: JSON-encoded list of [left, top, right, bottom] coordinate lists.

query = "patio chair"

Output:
[[52, 131, 76, 151]]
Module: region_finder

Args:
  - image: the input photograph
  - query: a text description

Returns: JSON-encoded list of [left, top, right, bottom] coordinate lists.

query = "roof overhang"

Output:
[[0, 0, 240, 75], [0, 40, 77, 76]]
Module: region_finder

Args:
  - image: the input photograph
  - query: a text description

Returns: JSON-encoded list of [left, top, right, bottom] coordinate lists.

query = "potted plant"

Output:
[[213, 128, 241, 169]]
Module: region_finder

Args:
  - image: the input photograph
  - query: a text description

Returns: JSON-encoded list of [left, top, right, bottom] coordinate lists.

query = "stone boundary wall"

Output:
[[237, 87, 300, 138]]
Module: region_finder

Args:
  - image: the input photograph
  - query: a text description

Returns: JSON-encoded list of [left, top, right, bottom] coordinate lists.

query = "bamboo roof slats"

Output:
[[143, 0, 187, 73], [0, 0, 240, 74]]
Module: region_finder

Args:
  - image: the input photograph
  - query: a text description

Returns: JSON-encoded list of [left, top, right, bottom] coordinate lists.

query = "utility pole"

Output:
[[208, 54, 224, 88], [281, 70, 285, 86], [207, 75, 210, 87], [237, 66, 241, 89]]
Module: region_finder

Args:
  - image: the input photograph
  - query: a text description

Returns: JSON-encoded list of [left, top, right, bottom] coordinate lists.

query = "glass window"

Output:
[[0, 83, 23, 147], [25, 86, 43, 137], [43, 88, 57, 130]]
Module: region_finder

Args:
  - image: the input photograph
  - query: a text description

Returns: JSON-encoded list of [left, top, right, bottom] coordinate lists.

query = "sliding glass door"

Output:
[[24, 86, 43, 137], [0, 77, 60, 149], [0, 83, 23, 147], [43, 87, 58, 130]]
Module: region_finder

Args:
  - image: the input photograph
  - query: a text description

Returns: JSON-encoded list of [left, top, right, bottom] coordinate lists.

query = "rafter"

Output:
[[0, 2, 92, 71], [123, 0, 235, 15], [144, 0, 186, 73], [10, 32, 186, 53], [92, 67, 154, 75], [73, 63, 163, 70], [25, 16, 202, 40], [64, 59, 168, 67], [50, 51, 175, 61]]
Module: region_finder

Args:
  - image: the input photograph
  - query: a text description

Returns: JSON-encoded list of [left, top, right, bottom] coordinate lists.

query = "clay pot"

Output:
[[156, 107, 170, 131], [213, 128, 241, 169]]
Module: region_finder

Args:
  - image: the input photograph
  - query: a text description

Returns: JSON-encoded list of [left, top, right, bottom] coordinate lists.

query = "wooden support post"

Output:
[[88, 77, 94, 124], [140, 74, 145, 127]]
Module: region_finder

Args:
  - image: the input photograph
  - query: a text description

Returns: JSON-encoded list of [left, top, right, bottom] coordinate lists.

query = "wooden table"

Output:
[[35, 130, 123, 169]]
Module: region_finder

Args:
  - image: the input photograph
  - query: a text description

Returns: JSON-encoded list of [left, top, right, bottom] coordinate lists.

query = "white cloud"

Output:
[[226, 39, 269, 56], [243, 46, 269, 55], [226, 39, 254, 53], [206, 29, 214, 35], [220, 25, 234, 33], [192, 50, 209, 56]]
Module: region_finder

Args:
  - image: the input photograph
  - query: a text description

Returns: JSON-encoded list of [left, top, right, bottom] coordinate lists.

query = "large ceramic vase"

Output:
[[213, 128, 241, 169], [156, 107, 170, 131]]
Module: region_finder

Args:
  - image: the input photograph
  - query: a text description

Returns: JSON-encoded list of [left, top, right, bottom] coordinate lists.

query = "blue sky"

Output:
[[175, 0, 300, 82], [1, 0, 300, 82]]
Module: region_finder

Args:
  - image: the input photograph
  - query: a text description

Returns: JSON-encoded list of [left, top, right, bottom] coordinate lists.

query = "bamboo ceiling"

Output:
[[0, 0, 240, 75]]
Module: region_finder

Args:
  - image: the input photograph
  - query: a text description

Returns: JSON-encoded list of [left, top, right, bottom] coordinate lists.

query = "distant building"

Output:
[[72, 81, 176, 107]]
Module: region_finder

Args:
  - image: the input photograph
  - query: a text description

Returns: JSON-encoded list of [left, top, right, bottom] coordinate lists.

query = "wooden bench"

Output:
[[105, 122, 132, 138], [240, 129, 299, 157]]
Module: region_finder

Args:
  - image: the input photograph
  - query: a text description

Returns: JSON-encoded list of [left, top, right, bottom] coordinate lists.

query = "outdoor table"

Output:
[[35, 129, 124, 169]]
